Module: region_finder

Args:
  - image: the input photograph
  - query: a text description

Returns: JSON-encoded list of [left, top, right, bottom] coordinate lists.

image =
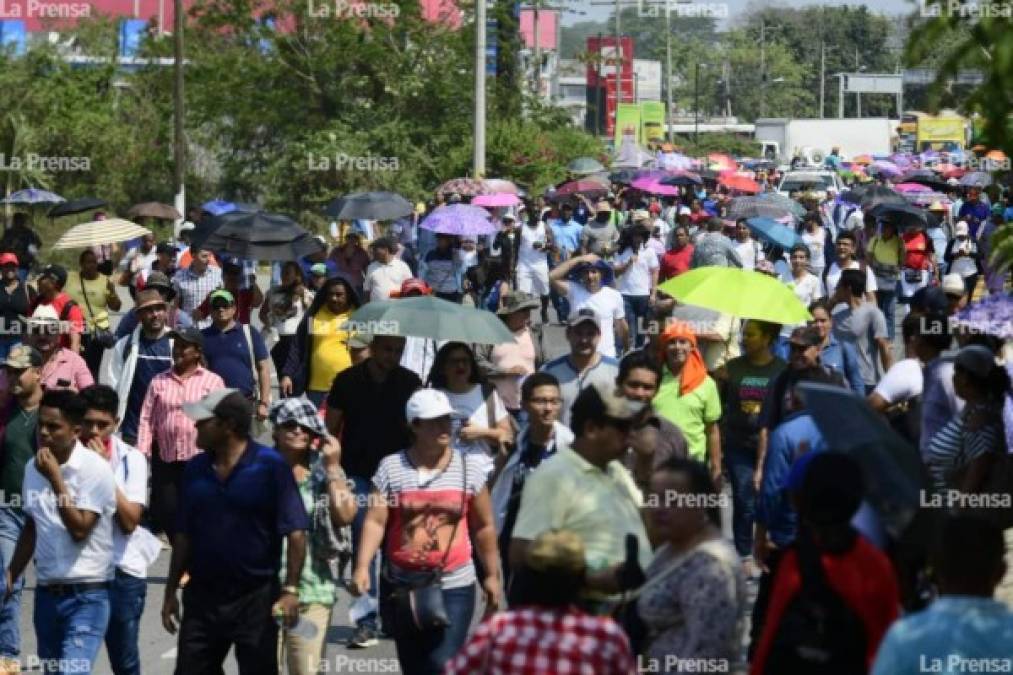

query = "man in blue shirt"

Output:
[[957, 187, 990, 238], [548, 204, 584, 322], [200, 290, 272, 422], [872, 515, 1013, 674], [162, 389, 309, 675]]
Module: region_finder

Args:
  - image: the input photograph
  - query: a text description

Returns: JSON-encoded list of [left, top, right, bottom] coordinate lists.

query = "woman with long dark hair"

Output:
[[260, 260, 315, 377], [280, 276, 360, 406]]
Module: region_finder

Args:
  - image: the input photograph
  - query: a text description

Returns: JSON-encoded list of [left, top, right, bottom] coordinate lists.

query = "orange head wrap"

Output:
[[658, 321, 708, 396]]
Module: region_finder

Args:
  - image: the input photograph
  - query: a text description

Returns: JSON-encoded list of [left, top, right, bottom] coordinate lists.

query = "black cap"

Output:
[[910, 286, 949, 315], [156, 242, 178, 256], [789, 326, 822, 348], [39, 264, 68, 288], [169, 327, 205, 350]]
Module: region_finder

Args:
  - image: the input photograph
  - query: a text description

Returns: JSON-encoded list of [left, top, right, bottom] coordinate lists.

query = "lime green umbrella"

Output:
[[342, 296, 516, 344], [658, 266, 811, 324]]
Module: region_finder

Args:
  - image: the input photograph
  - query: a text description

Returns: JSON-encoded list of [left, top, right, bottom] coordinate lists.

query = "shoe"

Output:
[[346, 624, 379, 649]]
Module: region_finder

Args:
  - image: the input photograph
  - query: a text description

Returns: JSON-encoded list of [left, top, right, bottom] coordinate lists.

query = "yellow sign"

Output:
[[640, 101, 665, 145], [614, 103, 642, 147]]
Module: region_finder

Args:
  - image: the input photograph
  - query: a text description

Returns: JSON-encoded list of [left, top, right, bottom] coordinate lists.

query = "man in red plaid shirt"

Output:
[[443, 530, 636, 675]]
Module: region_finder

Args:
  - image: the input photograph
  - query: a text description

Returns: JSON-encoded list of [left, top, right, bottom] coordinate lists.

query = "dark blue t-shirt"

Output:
[[201, 323, 269, 398], [121, 335, 173, 440], [178, 441, 309, 584]]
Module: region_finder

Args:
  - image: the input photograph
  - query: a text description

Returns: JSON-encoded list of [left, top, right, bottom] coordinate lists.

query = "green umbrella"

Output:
[[657, 266, 811, 324], [343, 296, 516, 344]]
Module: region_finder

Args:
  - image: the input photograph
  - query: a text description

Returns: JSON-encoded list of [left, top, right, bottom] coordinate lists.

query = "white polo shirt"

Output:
[[109, 436, 160, 579], [23, 442, 117, 584]]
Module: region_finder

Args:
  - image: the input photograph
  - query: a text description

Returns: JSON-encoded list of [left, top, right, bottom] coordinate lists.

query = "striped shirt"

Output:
[[137, 367, 225, 463], [372, 450, 486, 589], [926, 407, 1004, 493], [172, 266, 223, 327]]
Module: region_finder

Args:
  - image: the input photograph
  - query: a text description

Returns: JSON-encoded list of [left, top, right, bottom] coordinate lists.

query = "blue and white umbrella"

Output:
[[2, 188, 65, 205]]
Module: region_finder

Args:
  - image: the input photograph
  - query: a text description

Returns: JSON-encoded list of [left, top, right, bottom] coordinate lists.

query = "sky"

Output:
[[560, 0, 919, 27]]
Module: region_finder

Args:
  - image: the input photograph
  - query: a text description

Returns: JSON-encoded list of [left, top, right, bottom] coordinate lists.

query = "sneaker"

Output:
[[346, 624, 378, 649]]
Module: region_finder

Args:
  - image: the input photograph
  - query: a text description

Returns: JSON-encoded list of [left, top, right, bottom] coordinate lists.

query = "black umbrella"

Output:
[[799, 382, 924, 539], [899, 175, 951, 192], [870, 202, 928, 229], [842, 184, 906, 210], [609, 169, 639, 185], [48, 197, 107, 217], [325, 191, 413, 221], [192, 211, 325, 261], [660, 173, 703, 187]]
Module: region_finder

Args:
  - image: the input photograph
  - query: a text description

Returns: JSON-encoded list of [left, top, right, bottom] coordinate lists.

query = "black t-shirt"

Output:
[[0, 282, 35, 335], [326, 360, 421, 479], [722, 356, 786, 450]]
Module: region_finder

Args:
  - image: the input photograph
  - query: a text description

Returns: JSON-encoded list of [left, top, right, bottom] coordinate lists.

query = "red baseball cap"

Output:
[[0, 253, 18, 266], [390, 278, 433, 298]]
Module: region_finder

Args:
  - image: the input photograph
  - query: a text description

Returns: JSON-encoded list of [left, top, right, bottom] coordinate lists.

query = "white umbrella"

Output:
[[52, 218, 151, 249]]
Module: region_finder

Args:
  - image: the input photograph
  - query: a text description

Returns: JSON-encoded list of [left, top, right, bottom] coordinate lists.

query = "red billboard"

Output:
[[585, 36, 634, 138]]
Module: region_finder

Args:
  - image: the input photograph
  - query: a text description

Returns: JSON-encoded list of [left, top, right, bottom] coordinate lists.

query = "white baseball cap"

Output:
[[941, 273, 965, 296], [678, 206, 691, 216], [954, 220, 969, 237], [182, 388, 245, 423], [405, 389, 455, 422], [178, 221, 196, 232]]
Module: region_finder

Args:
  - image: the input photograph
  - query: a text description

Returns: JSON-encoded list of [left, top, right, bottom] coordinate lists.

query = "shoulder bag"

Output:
[[77, 278, 116, 349], [383, 451, 468, 633]]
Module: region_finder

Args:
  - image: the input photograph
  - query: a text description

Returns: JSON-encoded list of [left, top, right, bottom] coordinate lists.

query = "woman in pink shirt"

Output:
[[475, 291, 544, 417]]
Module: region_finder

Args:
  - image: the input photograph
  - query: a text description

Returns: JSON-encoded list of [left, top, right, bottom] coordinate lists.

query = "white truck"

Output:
[[754, 118, 895, 166]]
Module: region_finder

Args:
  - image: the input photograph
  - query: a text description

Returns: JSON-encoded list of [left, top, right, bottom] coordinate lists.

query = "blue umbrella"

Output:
[[3, 188, 65, 204], [200, 199, 259, 216], [745, 217, 802, 250]]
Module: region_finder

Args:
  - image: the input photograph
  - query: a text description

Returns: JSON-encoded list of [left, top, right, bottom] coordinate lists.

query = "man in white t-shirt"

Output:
[[613, 224, 659, 349], [80, 385, 159, 675], [549, 253, 629, 358], [824, 230, 877, 303], [363, 238, 413, 303], [7, 389, 117, 675]]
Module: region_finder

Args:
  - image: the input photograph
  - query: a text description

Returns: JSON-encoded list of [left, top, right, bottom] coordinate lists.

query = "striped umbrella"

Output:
[[52, 218, 151, 249]]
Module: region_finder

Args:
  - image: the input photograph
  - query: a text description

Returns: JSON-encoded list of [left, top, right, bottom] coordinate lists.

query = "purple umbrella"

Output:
[[633, 169, 669, 182], [870, 160, 902, 178], [954, 293, 1013, 339], [637, 181, 680, 196], [420, 204, 497, 236]]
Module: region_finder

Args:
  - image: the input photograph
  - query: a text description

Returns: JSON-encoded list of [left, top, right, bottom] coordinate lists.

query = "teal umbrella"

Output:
[[343, 296, 516, 344]]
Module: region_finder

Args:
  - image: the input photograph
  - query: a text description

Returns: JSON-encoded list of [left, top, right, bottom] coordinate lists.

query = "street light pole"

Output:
[[474, 0, 486, 178], [172, 0, 184, 235], [665, 1, 673, 141], [694, 61, 701, 145], [759, 22, 766, 118]]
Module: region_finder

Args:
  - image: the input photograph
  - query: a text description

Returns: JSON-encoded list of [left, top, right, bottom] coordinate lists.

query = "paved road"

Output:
[[11, 272, 895, 673]]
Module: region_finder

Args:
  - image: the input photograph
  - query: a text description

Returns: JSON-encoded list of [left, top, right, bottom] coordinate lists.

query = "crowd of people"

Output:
[[0, 156, 1010, 675]]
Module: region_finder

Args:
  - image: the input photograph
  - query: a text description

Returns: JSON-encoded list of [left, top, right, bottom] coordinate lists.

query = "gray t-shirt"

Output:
[[580, 221, 619, 256], [920, 356, 965, 459], [540, 354, 620, 426], [832, 303, 888, 386]]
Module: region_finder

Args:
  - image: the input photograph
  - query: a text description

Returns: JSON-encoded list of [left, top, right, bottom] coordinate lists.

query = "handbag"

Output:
[[79, 275, 117, 349], [383, 451, 468, 633]]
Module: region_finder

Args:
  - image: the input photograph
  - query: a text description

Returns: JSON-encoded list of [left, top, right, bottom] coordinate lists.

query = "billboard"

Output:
[[586, 36, 634, 137], [614, 103, 641, 147], [640, 101, 665, 145], [633, 60, 662, 101]]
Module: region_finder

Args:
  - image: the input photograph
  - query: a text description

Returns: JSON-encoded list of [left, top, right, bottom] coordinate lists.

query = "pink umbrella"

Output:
[[893, 183, 932, 193], [631, 177, 662, 191], [642, 181, 680, 196], [472, 192, 521, 207]]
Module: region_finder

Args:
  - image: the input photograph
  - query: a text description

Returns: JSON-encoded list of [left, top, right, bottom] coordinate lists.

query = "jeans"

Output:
[[105, 570, 146, 675], [724, 446, 757, 557], [381, 582, 475, 675], [875, 287, 897, 341], [0, 508, 26, 659], [305, 390, 328, 409], [34, 586, 111, 675], [622, 294, 651, 349], [150, 454, 185, 537], [349, 475, 379, 630]]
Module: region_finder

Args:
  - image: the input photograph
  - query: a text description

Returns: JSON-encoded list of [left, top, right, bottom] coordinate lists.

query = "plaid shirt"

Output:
[[443, 606, 636, 675], [172, 265, 223, 326], [137, 366, 225, 463]]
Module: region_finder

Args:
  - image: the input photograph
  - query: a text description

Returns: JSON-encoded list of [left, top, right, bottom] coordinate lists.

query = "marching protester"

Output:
[[162, 390, 309, 674], [474, 291, 544, 419], [171, 247, 223, 327], [659, 224, 694, 281], [0, 253, 35, 360], [824, 230, 876, 302], [330, 230, 371, 298], [613, 224, 659, 350], [549, 253, 629, 358], [515, 210, 553, 324], [831, 269, 894, 395], [259, 261, 315, 376], [78, 385, 159, 675], [0, 213, 41, 282], [31, 264, 85, 353], [363, 237, 413, 304], [114, 271, 193, 339], [7, 389, 118, 675], [807, 298, 865, 393], [270, 398, 356, 675], [351, 388, 501, 675], [26, 314, 94, 392], [193, 261, 264, 324], [66, 248, 122, 377]]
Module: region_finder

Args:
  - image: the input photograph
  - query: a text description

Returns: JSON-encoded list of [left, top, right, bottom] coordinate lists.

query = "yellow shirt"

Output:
[[308, 307, 351, 392], [65, 271, 113, 330]]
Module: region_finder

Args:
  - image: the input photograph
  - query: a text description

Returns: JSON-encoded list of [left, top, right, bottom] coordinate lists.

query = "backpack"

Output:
[[764, 532, 867, 675]]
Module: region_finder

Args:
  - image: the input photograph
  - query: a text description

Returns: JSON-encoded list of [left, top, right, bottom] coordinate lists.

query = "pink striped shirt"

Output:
[[136, 366, 225, 463]]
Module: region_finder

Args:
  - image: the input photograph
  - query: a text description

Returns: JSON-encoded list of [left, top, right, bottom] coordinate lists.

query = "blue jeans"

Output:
[[724, 445, 757, 557], [382, 583, 475, 675], [548, 257, 569, 321], [34, 586, 111, 675], [105, 570, 146, 675], [622, 294, 651, 349], [350, 475, 379, 630], [0, 508, 26, 659], [875, 287, 897, 341]]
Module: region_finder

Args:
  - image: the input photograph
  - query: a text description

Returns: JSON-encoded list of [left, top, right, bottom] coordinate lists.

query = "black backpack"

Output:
[[764, 531, 867, 675]]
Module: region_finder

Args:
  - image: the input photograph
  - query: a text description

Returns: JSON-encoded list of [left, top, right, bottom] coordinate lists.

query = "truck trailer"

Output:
[[754, 118, 895, 165]]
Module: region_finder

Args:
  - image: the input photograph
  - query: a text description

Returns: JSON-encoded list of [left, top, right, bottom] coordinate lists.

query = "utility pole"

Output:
[[819, 41, 825, 118], [172, 0, 184, 235], [759, 22, 766, 118], [474, 0, 486, 178], [855, 47, 861, 118], [694, 61, 701, 145], [665, 1, 673, 141]]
